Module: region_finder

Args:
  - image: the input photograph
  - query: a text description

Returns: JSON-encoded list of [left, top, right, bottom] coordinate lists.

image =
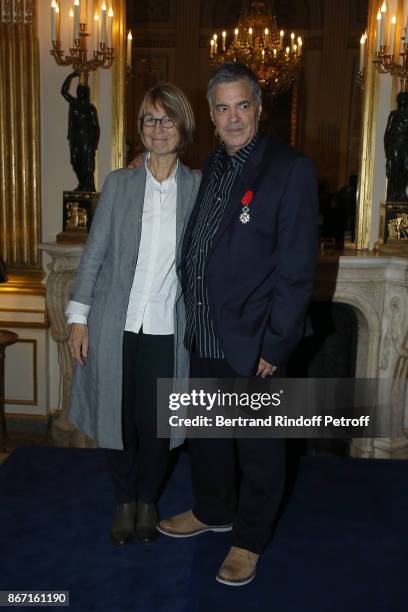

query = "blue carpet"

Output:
[[0, 447, 404, 612]]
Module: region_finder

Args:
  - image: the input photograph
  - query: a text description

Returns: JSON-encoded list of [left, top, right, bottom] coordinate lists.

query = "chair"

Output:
[[0, 261, 19, 451]]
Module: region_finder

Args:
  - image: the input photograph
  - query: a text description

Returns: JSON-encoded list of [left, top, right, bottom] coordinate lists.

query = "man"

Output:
[[158, 63, 318, 586]]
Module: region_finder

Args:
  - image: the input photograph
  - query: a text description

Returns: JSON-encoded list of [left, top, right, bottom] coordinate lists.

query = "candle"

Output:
[[222, 30, 226, 51], [291, 32, 295, 51], [51, 1, 57, 41], [108, 7, 113, 47], [386, 1, 395, 47], [404, 1, 408, 43], [297, 36, 302, 56], [262, 49, 265, 61], [213, 33, 218, 54], [101, 3, 107, 45], [359, 33, 366, 72], [380, 1, 386, 47], [127, 31, 132, 67], [234, 28, 239, 46], [248, 27, 253, 46], [279, 30, 284, 49], [388, 0, 397, 25], [74, 0, 79, 39], [376, 10, 382, 48], [80, 0, 86, 23], [390, 15, 396, 56], [404, 0, 408, 32], [210, 39, 214, 58], [273, 48, 277, 58], [69, 7, 74, 46], [285, 46, 290, 57], [264, 28, 269, 47], [94, 13, 99, 47], [55, 2, 60, 41]]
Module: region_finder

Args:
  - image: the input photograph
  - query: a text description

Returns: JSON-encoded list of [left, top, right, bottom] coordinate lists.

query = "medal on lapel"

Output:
[[239, 190, 253, 224]]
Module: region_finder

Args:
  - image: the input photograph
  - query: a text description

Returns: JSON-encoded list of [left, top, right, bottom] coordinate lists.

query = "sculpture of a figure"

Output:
[[61, 72, 100, 192], [384, 91, 408, 202]]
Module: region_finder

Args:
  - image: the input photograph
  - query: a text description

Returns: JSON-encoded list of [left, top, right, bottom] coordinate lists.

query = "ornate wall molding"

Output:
[[0, 0, 33, 24], [131, 39, 176, 48], [131, 0, 172, 24], [0, 0, 41, 270], [111, 0, 126, 171], [356, 0, 379, 250]]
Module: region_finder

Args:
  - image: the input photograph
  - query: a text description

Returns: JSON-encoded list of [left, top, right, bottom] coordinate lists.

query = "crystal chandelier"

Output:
[[209, 1, 303, 96]]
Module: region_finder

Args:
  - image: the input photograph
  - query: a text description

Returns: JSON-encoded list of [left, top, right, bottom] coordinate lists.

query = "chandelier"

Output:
[[209, 1, 302, 96], [50, 0, 115, 85]]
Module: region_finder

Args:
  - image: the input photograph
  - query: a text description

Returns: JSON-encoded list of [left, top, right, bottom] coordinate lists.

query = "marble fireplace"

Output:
[[40, 243, 408, 459]]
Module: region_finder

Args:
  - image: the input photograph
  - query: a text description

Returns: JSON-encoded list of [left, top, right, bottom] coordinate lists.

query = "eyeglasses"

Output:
[[142, 115, 175, 128]]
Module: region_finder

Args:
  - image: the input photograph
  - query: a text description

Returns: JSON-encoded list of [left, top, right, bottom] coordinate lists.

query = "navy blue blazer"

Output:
[[180, 134, 318, 376]]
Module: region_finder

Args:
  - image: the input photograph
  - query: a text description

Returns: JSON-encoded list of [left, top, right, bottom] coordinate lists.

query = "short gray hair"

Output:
[[207, 62, 262, 107]]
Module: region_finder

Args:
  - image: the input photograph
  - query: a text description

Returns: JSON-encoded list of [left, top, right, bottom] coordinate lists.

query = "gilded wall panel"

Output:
[[0, 0, 40, 270], [130, 0, 173, 24]]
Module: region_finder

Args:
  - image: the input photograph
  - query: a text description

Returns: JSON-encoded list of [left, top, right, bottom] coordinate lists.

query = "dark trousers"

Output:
[[106, 330, 174, 504], [188, 353, 286, 554]]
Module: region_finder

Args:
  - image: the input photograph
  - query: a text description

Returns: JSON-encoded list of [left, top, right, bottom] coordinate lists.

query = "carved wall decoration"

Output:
[[349, 0, 370, 29], [40, 244, 96, 448], [274, 0, 310, 30], [200, 0, 322, 30], [388, 296, 408, 360], [306, 0, 324, 29], [132, 0, 172, 23], [314, 256, 408, 458], [380, 328, 391, 371], [135, 55, 170, 89], [212, 0, 243, 28], [0, 0, 33, 23], [200, 0, 243, 28], [0, 0, 40, 269]]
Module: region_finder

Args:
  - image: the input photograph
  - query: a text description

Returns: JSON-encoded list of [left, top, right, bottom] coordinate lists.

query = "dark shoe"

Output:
[[111, 501, 137, 546], [135, 500, 159, 544]]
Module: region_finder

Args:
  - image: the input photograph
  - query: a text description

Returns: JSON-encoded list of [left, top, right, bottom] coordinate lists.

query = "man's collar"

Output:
[[214, 133, 259, 169], [230, 134, 258, 167]]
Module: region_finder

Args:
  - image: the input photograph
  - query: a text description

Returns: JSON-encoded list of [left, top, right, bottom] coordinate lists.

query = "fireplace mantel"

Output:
[[41, 243, 408, 458], [314, 253, 408, 458]]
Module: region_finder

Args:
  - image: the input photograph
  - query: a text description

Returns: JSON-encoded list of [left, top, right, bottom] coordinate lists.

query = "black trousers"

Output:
[[188, 353, 286, 554], [106, 330, 174, 504]]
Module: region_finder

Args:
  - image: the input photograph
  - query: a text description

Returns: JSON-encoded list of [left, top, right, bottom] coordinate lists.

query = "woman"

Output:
[[66, 84, 201, 546]]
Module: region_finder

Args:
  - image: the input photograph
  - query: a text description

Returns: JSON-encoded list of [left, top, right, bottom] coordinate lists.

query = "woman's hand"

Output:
[[68, 323, 89, 366]]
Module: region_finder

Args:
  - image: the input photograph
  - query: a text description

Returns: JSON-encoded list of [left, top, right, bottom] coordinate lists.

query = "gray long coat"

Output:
[[68, 163, 201, 450]]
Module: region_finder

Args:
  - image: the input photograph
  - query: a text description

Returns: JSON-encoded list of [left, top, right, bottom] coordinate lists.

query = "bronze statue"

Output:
[[61, 72, 100, 192], [384, 91, 408, 202]]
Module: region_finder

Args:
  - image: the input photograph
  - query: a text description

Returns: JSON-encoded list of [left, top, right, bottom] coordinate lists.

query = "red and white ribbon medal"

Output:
[[239, 190, 253, 224]]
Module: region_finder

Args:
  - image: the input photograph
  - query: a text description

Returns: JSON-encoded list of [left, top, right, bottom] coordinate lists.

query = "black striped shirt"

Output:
[[184, 136, 257, 358]]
